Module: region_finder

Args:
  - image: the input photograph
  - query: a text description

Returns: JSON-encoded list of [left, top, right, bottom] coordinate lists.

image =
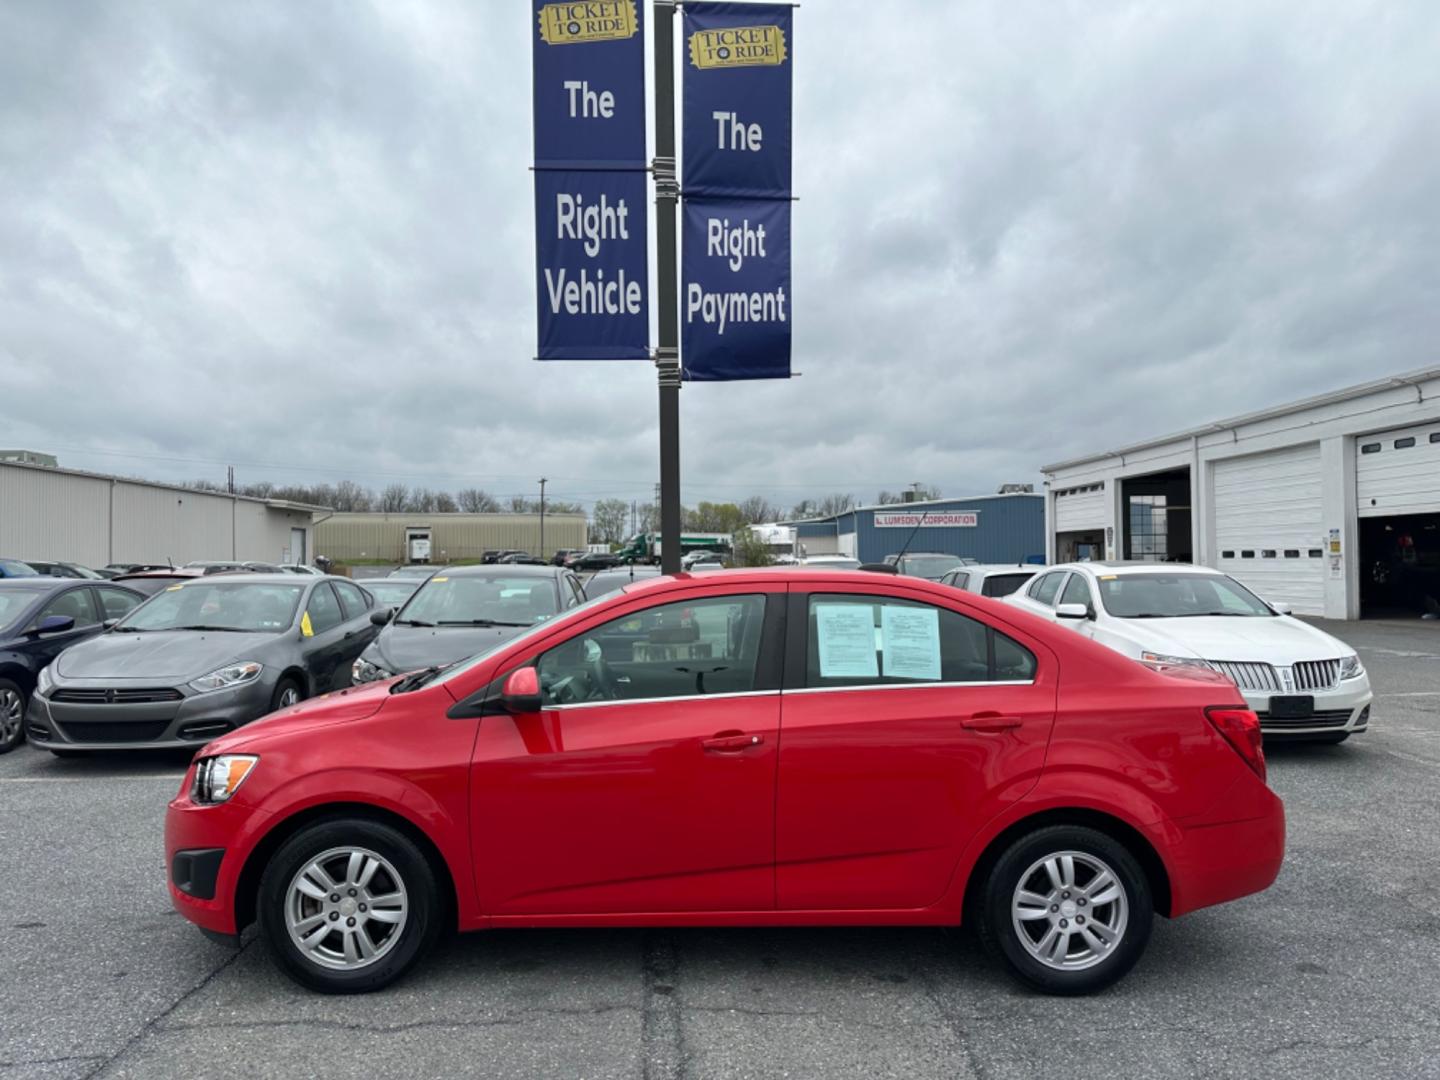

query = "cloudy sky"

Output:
[[3, 1, 1437, 514]]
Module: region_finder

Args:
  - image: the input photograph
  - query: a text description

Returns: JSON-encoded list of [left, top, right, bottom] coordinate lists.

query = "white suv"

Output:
[[1006, 561, 1372, 742]]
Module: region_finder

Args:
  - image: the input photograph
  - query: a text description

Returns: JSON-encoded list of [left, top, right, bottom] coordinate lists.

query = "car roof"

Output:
[[0, 577, 66, 594], [1056, 561, 1222, 576], [955, 564, 1042, 575], [430, 564, 562, 578]]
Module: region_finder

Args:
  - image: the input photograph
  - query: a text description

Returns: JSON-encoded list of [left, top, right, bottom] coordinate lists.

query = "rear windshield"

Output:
[[982, 572, 1036, 598], [365, 580, 420, 606], [899, 555, 964, 579], [119, 582, 305, 632], [0, 559, 39, 577]]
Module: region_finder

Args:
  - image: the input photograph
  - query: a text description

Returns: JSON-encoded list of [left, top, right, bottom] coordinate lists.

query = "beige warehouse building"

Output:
[[0, 459, 325, 567], [316, 512, 589, 564]]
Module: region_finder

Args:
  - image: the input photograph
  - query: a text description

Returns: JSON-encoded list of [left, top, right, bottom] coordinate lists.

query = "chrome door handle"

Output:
[[701, 733, 765, 753], [961, 714, 1022, 733]]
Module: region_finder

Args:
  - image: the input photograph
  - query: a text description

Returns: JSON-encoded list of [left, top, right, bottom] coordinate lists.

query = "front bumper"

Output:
[[166, 777, 274, 936], [1239, 676, 1373, 737], [27, 678, 276, 751]]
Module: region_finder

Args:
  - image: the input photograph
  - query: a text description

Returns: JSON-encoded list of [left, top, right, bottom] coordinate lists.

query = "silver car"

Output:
[[27, 575, 380, 755]]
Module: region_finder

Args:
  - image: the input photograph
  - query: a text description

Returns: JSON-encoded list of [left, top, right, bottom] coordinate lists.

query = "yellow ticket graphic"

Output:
[[689, 25, 787, 69], [538, 2, 638, 45]]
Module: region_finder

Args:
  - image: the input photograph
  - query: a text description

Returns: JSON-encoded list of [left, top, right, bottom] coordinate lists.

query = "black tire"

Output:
[[270, 677, 304, 713], [977, 824, 1153, 995], [0, 678, 25, 754], [259, 817, 441, 993]]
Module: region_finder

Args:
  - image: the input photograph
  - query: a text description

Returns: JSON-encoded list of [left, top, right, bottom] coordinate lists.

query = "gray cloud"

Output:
[[3, 1, 1437, 511]]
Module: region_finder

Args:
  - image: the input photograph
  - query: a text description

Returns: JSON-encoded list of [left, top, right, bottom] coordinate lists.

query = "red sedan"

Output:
[[166, 569, 1283, 995]]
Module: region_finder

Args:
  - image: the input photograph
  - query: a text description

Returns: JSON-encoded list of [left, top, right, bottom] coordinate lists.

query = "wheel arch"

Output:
[[961, 807, 1173, 922], [234, 801, 459, 933], [274, 667, 310, 698]]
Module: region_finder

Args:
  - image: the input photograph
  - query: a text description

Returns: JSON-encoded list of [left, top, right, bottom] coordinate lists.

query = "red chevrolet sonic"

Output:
[[166, 569, 1284, 995]]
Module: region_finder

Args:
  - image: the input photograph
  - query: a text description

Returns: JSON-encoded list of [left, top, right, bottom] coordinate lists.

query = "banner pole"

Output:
[[654, 0, 682, 575]]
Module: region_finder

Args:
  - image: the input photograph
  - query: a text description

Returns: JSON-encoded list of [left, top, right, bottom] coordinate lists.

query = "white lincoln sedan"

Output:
[[1006, 562, 1372, 742]]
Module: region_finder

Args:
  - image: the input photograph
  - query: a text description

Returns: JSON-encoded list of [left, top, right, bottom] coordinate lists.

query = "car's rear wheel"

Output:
[[259, 818, 440, 993], [978, 824, 1153, 995], [0, 680, 26, 753]]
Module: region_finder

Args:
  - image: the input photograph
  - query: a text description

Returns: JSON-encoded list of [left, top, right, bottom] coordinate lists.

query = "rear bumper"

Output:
[[1166, 784, 1286, 917]]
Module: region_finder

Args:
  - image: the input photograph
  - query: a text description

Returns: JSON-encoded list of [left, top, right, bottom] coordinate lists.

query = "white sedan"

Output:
[[1006, 562, 1372, 742]]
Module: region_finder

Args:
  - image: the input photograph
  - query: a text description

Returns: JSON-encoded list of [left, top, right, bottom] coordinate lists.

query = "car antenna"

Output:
[[167, 555, 174, 569], [892, 507, 932, 564]]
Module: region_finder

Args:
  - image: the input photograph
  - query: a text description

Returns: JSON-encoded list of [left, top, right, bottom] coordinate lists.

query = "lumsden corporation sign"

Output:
[[873, 511, 979, 529]]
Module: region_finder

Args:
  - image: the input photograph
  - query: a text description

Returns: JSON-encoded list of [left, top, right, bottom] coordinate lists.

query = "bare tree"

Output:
[[434, 491, 458, 513], [816, 493, 855, 518], [332, 480, 373, 512], [456, 487, 500, 513], [378, 484, 410, 512], [737, 495, 776, 525]]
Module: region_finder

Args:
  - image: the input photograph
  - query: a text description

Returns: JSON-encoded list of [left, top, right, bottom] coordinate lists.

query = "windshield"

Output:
[[1097, 573, 1275, 618], [429, 590, 617, 689], [118, 581, 305, 632], [389, 566, 439, 579], [584, 570, 659, 598], [900, 555, 964, 580], [0, 559, 39, 578], [806, 558, 861, 570], [365, 581, 421, 606], [397, 574, 560, 627]]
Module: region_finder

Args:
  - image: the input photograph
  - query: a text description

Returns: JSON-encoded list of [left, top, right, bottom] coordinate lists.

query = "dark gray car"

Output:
[[352, 564, 585, 684], [27, 575, 380, 754]]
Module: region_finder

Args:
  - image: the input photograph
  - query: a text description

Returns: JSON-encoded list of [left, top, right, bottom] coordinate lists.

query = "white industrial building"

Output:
[[0, 459, 326, 568], [1041, 367, 1440, 619]]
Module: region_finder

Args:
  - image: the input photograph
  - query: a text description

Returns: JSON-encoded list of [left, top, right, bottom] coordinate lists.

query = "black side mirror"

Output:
[[34, 615, 76, 635], [371, 610, 393, 627]]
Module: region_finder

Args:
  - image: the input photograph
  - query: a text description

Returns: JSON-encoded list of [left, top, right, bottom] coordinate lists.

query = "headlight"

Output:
[[36, 665, 54, 696], [352, 657, 391, 684], [1140, 651, 1214, 671], [188, 662, 263, 694], [191, 754, 259, 804], [1339, 654, 1364, 679]]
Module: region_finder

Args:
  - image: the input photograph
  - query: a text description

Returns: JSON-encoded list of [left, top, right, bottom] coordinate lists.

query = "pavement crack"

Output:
[[640, 930, 687, 1080], [77, 939, 252, 1079], [0, 1055, 106, 1068], [155, 1005, 641, 1037]]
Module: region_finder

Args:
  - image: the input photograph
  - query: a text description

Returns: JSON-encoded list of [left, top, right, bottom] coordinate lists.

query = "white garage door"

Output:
[[1054, 484, 1106, 532], [1212, 445, 1325, 615], [1356, 421, 1440, 517]]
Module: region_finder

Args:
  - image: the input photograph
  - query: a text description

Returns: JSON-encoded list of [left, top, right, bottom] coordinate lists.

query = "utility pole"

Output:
[[654, 0, 682, 575], [538, 477, 547, 559]]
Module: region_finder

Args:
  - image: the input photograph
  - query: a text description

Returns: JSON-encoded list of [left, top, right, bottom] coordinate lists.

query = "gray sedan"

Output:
[[27, 575, 380, 755]]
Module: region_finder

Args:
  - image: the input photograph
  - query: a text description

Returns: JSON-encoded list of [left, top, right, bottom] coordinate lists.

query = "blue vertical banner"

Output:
[[533, 1, 649, 360], [681, 3, 794, 381]]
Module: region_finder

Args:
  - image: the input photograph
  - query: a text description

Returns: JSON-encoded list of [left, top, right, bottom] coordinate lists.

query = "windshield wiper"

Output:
[[1170, 612, 1255, 617], [168, 624, 256, 632], [389, 665, 442, 694], [111, 625, 147, 633], [436, 619, 533, 627], [394, 618, 435, 627]]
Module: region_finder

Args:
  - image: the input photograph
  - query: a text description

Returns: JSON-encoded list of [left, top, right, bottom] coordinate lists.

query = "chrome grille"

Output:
[[1292, 659, 1341, 691], [1209, 661, 1281, 693]]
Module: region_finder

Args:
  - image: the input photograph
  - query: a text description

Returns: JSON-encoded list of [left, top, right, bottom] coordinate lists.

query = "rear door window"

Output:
[[95, 587, 143, 621], [805, 595, 1036, 688], [306, 583, 345, 635], [333, 581, 371, 620]]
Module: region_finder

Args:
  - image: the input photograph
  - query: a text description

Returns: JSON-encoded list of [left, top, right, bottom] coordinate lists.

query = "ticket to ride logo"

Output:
[[538, 1, 638, 45], [689, 25, 787, 69]]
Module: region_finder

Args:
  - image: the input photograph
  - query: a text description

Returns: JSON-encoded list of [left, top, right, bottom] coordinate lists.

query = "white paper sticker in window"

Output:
[[881, 605, 941, 681], [815, 604, 879, 678]]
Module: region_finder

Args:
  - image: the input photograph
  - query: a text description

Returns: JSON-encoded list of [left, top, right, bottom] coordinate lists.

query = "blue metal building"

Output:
[[788, 493, 1045, 565]]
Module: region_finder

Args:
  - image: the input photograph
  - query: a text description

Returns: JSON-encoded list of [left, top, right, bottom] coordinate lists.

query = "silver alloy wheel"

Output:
[[277, 686, 300, 709], [284, 846, 409, 970], [0, 689, 23, 745], [1011, 850, 1129, 971]]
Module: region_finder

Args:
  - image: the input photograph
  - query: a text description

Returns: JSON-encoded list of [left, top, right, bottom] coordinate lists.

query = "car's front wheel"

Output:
[[0, 679, 26, 753], [978, 824, 1153, 995], [259, 818, 441, 993]]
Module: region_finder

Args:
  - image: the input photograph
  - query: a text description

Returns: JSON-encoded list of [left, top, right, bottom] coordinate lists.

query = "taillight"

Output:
[[1206, 706, 1266, 783]]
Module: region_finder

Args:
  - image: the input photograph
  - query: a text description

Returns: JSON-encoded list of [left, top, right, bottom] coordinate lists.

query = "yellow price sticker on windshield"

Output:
[[301, 611, 314, 637], [1099, 575, 1118, 581], [165, 584, 184, 591], [432, 576, 448, 583]]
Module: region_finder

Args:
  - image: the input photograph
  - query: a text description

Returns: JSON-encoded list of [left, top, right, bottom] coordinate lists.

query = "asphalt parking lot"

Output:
[[2, 619, 1438, 1080]]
